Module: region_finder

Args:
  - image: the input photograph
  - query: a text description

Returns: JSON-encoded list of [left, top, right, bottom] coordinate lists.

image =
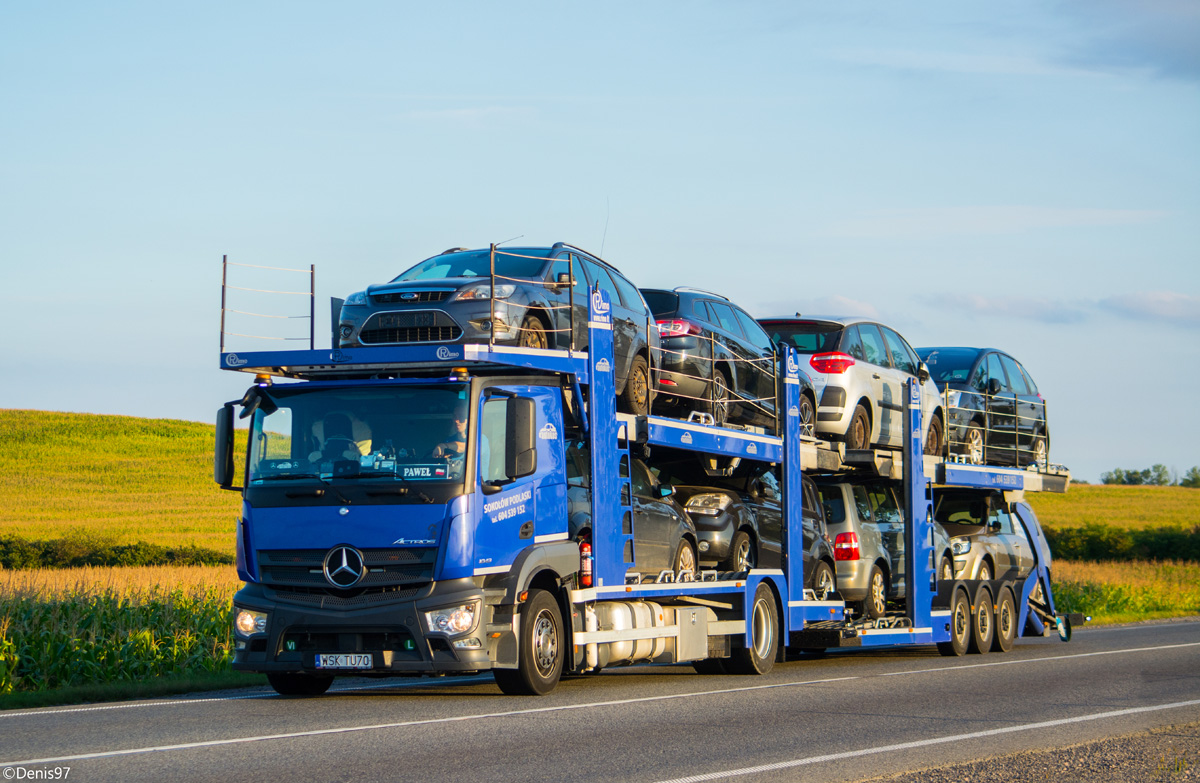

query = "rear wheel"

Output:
[[937, 588, 972, 657], [673, 540, 698, 577], [727, 584, 778, 675], [722, 530, 756, 572], [811, 560, 836, 599], [1031, 433, 1048, 468], [619, 354, 650, 415], [845, 404, 870, 450], [517, 315, 548, 350], [992, 587, 1017, 653], [939, 556, 954, 583], [267, 672, 334, 696], [861, 565, 887, 619], [969, 587, 994, 654], [798, 393, 816, 438], [925, 413, 943, 456], [494, 589, 563, 695], [977, 561, 993, 583], [706, 369, 731, 427]]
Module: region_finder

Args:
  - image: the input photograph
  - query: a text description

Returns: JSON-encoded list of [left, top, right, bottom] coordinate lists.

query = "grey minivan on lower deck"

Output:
[[934, 489, 1037, 582], [814, 477, 954, 619]]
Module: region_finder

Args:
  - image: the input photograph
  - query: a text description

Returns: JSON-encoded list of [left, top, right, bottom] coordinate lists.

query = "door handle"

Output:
[[872, 373, 881, 380], [519, 521, 534, 539]]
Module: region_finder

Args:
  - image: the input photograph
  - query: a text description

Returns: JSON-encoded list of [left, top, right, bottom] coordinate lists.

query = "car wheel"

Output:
[[964, 423, 984, 465], [1031, 433, 1047, 469], [992, 587, 1017, 653], [861, 564, 887, 619], [705, 369, 731, 427], [924, 413, 943, 456], [722, 530, 756, 572], [811, 560, 836, 599], [727, 583, 778, 675], [267, 672, 334, 696], [619, 354, 650, 416], [937, 587, 972, 657], [977, 561, 992, 582], [939, 556, 954, 583], [493, 589, 564, 695], [968, 586, 994, 654], [798, 392, 816, 438], [845, 404, 870, 450], [673, 540, 698, 577], [517, 315, 548, 350]]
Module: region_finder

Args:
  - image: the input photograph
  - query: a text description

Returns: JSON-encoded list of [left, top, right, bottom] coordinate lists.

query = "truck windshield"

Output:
[[247, 383, 472, 487]]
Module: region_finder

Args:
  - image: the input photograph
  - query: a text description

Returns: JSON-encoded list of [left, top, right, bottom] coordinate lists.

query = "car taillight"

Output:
[[834, 531, 860, 561], [810, 352, 856, 374], [656, 319, 702, 338]]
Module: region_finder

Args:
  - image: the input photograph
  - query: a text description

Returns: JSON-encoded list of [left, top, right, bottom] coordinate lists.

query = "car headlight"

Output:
[[234, 607, 268, 637], [343, 291, 368, 306], [951, 537, 971, 556], [454, 283, 516, 301], [946, 390, 962, 409], [685, 493, 733, 516], [425, 601, 480, 635]]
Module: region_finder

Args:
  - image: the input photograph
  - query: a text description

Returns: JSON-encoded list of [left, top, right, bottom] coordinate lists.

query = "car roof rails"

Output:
[[673, 286, 731, 301], [551, 242, 616, 267]]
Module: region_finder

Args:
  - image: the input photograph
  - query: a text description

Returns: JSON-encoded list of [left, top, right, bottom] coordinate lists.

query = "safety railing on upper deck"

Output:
[[219, 255, 316, 352]]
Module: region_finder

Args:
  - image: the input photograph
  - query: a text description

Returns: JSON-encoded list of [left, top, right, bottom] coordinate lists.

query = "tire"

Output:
[[977, 560, 992, 583], [924, 413, 943, 456], [705, 369, 731, 427], [727, 584, 778, 675], [968, 586, 994, 654], [267, 672, 334, 696], [810, 560, 836, 599], [939, 556, 954, 583], [494, 589, 564, 696], [798, 393, 816, 438], [517, 314, 548, 350], [937, 587, 972, 657], [992, 587, 1017, 653], [845, 404, 870, 450], [861, 564, 887, 620], [1030, 433, 1048, 469], [963, 423, 984, 465], [722, 530, 756, 572], [618, 354, 651, 415], [692, 658, 728, 674], [673, 540, 698, 577]]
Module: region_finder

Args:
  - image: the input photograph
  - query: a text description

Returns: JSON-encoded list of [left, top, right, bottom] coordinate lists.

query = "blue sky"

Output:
[[2, 1, 1197, 483]]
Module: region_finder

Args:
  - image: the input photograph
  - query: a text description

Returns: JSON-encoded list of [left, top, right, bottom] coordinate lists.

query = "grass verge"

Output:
[[1051, 560, 1200, 625]]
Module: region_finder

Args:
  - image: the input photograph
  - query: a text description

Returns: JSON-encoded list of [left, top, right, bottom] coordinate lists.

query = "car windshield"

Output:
[[919, 348, 980, 383], [247, 383, 472, 487], [760, 321, 842, 354], [392, 249, 550, 282], [640, 290, 679, 316]]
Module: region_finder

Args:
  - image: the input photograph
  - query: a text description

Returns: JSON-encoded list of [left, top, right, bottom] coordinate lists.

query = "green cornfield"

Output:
[[0, 567, 240, 694]]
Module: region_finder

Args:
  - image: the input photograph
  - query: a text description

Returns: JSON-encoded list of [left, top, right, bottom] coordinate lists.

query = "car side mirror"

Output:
[[918, 362, 930, 383], [505, 397, 538, 480], [987, 378, 1002, 396], [658, 485, 675, 499], [556, 272, 575, 286]]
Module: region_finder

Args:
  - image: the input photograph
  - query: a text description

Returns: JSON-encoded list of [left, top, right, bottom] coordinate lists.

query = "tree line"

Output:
[[1100, 465, 1200, 487]]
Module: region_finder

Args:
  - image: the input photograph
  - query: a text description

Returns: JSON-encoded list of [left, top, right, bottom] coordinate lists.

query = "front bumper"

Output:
[[231, 579, 517, 676]]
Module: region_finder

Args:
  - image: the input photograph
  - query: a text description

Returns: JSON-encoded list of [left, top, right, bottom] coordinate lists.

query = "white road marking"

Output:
[[653, 698, 1200, 783], [880, 641, 1200, 677], [0, 677, 858, 766]]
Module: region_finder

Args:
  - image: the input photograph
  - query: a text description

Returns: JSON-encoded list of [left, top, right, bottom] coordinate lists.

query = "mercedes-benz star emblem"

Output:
[[323, 546, 365, 588]]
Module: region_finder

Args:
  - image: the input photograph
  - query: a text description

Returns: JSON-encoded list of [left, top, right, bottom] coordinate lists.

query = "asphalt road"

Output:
[[2, 619, 1197, 783]]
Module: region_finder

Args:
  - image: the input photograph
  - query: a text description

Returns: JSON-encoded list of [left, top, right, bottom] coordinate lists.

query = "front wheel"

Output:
[[1030, 434, 1048, 469], [727, 584, 778, 675], [798, 393, 816, 438], [861, 564, 887, 619], [705, 370, 731, 427], [937, 587, 972, 657], [722, 530, 756, 572], [963, 423, 984, 465], [494, 589, 564, 696], [674, 540, 698, 577], [267, 672, 334, 696], [517, 315, 548, 350], [811, 560, 836, 600], [939, 556, 954, 583]]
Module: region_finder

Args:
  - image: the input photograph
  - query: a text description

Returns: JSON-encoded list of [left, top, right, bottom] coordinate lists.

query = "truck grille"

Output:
[[372, 290, 451, 304], [257, 548, 437, 589]]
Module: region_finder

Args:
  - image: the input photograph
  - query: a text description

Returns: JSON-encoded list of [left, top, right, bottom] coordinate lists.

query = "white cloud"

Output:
[[928, 293, 1089, 325], [826, 206, 1166, 239], [828, 48, 1097, 79], [1101, 291, 1200, 327]]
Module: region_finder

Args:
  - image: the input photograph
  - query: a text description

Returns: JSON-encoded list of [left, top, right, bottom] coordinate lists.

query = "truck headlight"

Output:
[[234, 607, 268, 637], [685, 493, 733, 516], [951, 538, 971, 556], [454, 284, 516, 301], [425, 601, 479, 635]]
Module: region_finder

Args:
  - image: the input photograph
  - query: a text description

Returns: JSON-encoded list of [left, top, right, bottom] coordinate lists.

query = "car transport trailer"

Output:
[[216, 287, 1080, 696]]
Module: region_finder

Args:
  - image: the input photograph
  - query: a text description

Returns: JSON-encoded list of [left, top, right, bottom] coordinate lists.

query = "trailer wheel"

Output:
[[862, 565, 887, 620], [992, 587, 1017, 653], [937, 587, 971, 657], [728, 584, 778, 675], [968, 586, 994, 654], [267, 672, 333, 696], [494, 589, 563, 696]]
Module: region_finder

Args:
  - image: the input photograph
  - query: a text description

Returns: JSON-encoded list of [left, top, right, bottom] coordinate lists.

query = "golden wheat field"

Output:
[[1026, 484, 1200, 530]]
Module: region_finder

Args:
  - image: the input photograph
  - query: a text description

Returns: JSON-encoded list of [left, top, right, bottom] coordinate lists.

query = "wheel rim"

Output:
[[630, 364, 649, 411], [816, 567, 834, 598], [940, 560, 953, 581], [751, 598, 774, 659], [1033, 438, 1047, 467], [954, 599, 969, 644], [711, 374, 729, 423], [979, 564, 991, 582], [532, 609, 559, 676], [800, 397, 814, 437], [926, 419, 941, 455], [677, 544, 696, 575], [870, 571, 886, 614], [850, 412, 868, 450], [520, 319, 546, 350], [976, 603, 991, 640], [998, 599, 1013, 640], [966, 428, 983, 464], [734, 537, 753, 571]]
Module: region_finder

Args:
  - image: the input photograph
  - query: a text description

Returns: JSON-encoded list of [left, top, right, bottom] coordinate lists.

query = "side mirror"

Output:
[[556, 272, 574, 285], [987, 378, 1003, 396], [657, 485, 675, 499], [917, 362, 930, 383], [214, 404, 242, 490], [505, 397, 538, 479]]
